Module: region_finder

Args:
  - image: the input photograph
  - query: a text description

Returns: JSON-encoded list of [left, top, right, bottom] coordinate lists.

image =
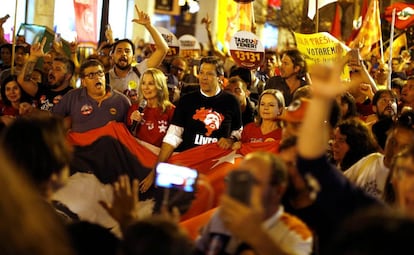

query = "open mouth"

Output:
[[48, 74, 55, 82], [118, 57, 128, 64]]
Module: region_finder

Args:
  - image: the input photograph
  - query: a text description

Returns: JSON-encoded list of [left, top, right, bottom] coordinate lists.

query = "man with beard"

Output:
[[264, 49, 309, 106], [18, 37, 74, 111], [365, 89, 398, 150], [52, 59, 130, 132], [108, 6, 168, 101]]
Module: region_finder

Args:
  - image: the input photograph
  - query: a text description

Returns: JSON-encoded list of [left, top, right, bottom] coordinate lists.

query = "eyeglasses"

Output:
[[84, 70, 105, 79]]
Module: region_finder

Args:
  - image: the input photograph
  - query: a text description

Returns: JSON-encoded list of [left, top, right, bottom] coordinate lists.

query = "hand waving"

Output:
[[132, 4, 151, 26], [100, 175, 140, 229], [30, 37, 47, 58]]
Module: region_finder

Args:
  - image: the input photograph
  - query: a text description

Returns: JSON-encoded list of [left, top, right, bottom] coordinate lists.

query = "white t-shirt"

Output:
[[195, 206, 313, 255], [343, 152, 389, 200]]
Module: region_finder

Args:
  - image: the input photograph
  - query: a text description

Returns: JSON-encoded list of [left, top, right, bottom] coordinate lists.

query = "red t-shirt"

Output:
[[127, 104, 175, 147], [241, 122, 282, 143]]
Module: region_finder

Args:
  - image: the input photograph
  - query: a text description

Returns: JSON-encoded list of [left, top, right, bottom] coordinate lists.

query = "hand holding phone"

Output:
[[54, 33, 61, 43], [348, 48, 362, 72], [155, 162, 198, 192], [226, 170, 254, 205]]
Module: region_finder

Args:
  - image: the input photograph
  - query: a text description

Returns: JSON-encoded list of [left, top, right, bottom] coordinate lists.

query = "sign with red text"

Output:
[[149, 26, 179, 57], [229, 31, 264, 69], [178, 34, 201, 59]]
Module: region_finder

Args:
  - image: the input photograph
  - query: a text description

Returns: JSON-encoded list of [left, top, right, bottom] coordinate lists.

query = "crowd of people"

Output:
[[2, 6, 414, 255]]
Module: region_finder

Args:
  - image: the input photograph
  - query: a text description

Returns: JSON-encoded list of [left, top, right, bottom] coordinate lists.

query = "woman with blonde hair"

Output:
[[127, 68, 175, 147], [232, 89, 284, 150]]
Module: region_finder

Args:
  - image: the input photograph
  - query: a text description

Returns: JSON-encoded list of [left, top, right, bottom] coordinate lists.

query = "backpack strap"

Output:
[[132, 65, 141, 79]]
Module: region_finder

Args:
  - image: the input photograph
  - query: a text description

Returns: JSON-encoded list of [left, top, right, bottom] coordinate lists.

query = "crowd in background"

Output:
[[2, 6, 414, 255]]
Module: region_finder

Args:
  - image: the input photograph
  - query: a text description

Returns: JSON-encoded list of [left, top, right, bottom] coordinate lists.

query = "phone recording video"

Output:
[[155, 162, 198, 192], [226, 170, 254, 205], [54, 33, 61, 43], [348, 48, 361, 73]]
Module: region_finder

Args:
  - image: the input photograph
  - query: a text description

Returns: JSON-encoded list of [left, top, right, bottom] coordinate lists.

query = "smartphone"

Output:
[[226, 170, 254, 205], [348, 48, 361, 73], [54, 33, 61, 43], [155, 162, 198, 192]]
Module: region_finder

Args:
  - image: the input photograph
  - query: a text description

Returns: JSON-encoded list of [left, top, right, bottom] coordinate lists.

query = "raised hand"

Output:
[[100, 175, 140, 230], [132, 4, 151, 26], [308, 51, 364, 100], [30, 37, 47, 58]]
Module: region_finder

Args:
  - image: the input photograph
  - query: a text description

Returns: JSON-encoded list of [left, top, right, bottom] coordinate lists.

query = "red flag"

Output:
[[68, 122, 280, 220], [348, 0, 382, 58], [330, 2, 342, 40], [73, 0, 98, 43], [346, 0, 369, 45], [384, 2, 414, 30], [68, 121, 157, 168]]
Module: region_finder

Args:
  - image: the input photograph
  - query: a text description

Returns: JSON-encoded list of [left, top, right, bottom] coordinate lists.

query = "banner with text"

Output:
[[229, 30, 265, 69], [294, 32, 350, 66]]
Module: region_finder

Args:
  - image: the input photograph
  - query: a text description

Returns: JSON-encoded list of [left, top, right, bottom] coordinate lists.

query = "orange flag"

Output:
[[348, 0, 382, 58], [384, 33, 407, 60]]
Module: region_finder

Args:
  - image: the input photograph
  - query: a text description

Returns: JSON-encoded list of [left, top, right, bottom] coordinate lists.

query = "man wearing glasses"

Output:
[[52, 59, 130, 132]]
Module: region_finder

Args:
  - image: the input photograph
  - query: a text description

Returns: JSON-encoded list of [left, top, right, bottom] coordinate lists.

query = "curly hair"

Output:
[[337, 118, 379, 170]]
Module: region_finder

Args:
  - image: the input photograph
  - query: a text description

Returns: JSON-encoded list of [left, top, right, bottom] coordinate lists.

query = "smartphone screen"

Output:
[[155, 162, 198, 192], [226, 170, 254, 205], [55, 33, 61, 43]]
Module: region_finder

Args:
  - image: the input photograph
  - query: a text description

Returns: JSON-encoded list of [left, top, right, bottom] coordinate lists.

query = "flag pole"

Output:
[[315, 0, 319, 32], [388, 8, 396, 90], [10, 0, 18, 75]]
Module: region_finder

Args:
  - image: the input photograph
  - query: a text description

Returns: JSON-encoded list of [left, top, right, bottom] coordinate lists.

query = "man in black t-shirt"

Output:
[[139, 56, 243, 193], [18, 38, 74, 111]]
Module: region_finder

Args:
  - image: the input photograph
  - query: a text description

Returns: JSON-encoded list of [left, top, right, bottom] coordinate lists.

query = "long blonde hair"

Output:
[[138, 68, 173, 113]]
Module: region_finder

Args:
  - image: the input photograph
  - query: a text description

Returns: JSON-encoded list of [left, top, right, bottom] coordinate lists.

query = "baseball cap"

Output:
[[278, 98, 310, 123]]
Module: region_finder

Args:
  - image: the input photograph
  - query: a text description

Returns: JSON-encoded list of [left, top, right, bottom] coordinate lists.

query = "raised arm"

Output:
[[132, 5, 168, 68], [0, 15, 9, 45], [17, 37, 47, 97], [298, 55, 364, 159], [349, 49, 378, 93], [201, 13, 227, 61]]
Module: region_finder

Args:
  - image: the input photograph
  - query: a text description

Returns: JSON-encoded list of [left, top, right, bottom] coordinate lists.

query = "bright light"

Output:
[[189, 1, 199, 13], [178, 0, 186, 6]]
